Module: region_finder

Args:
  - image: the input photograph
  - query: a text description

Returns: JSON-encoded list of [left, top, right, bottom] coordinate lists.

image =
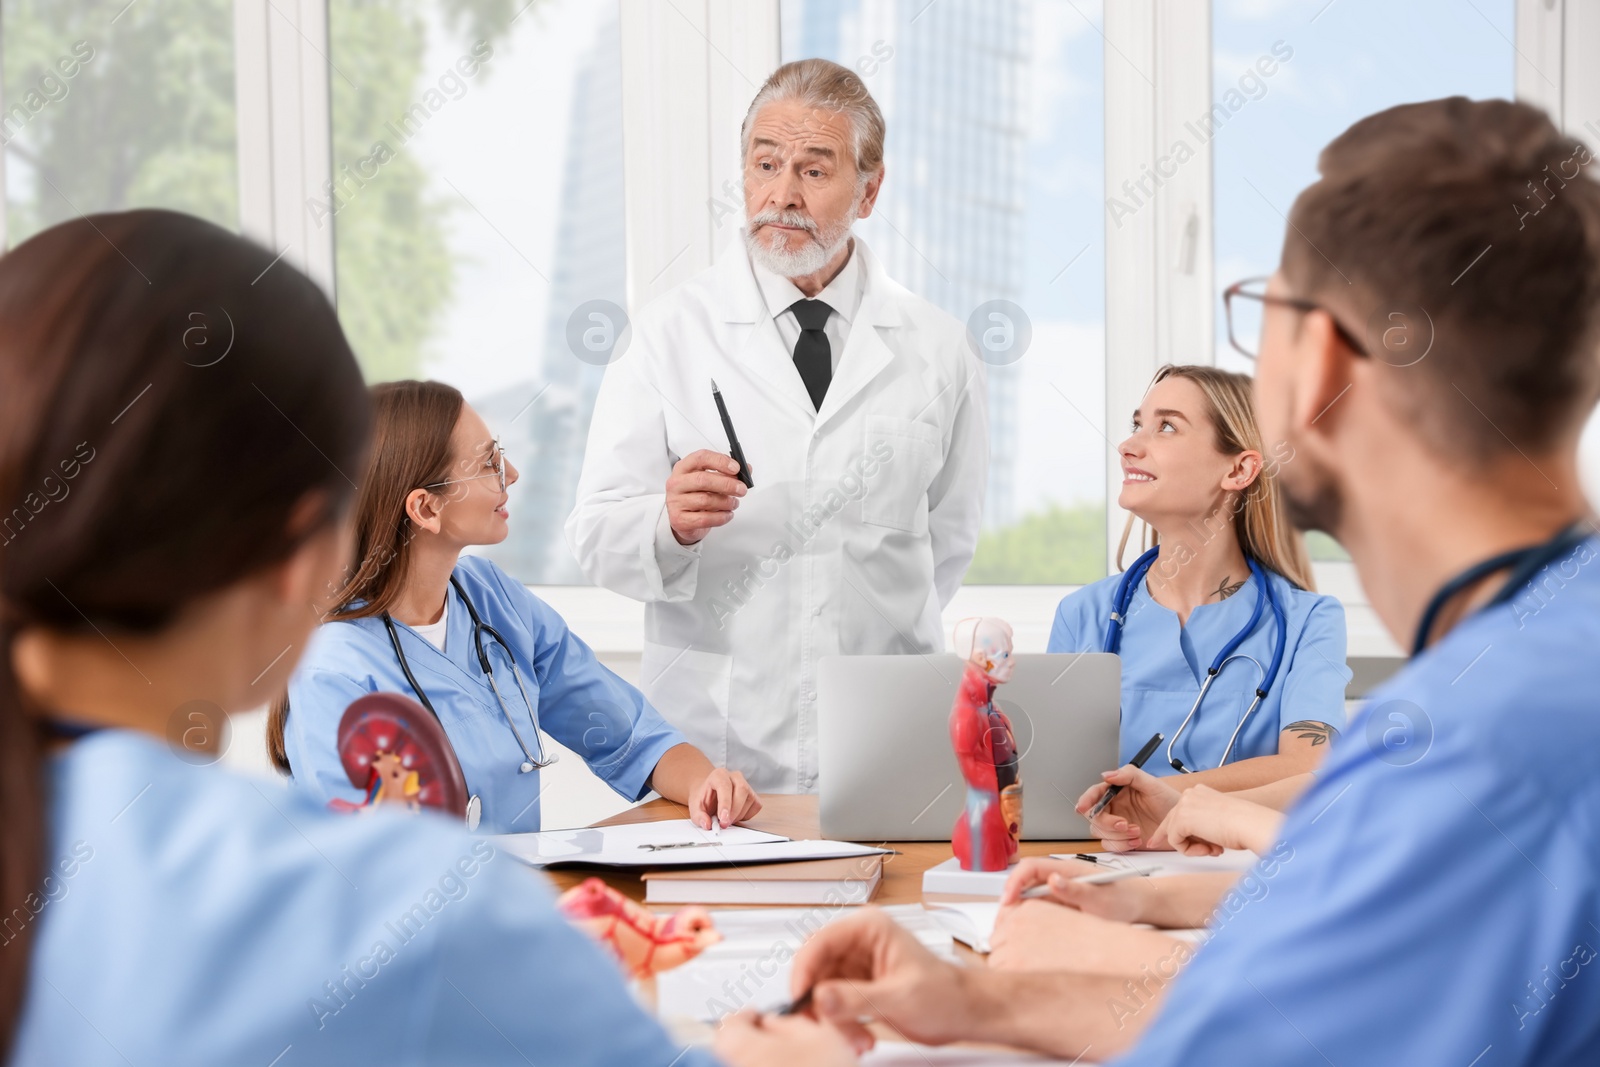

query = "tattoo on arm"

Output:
[[1285, 721, 1340, 747], [1211, 575, 1246, 601]]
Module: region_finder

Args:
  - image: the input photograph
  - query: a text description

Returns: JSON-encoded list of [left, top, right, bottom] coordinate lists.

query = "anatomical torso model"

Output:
[[949, 616, 1021, 872]]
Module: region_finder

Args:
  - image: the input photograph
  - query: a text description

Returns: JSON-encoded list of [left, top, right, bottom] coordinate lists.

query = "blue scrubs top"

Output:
[[1119, 535, 1600, 1065], [1049, 565, 1350, 773], [285, 555, 685, 834], [13, 730, 717, 1067]]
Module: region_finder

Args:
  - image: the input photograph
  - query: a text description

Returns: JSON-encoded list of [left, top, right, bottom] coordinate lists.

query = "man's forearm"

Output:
[[960, 966, 1166, 1061], [1132, 872, 1240, 929]]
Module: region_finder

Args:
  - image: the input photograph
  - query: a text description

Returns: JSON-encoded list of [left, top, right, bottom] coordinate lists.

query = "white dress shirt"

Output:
[[750, 238, 866, 374]]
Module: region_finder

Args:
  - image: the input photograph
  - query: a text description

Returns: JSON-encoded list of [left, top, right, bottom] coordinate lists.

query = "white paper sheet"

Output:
[[1052, 849, 1259, 875], [488, 819, 890, 868], [656, 904, 954, 1022], [925, 900, 1003, 953]]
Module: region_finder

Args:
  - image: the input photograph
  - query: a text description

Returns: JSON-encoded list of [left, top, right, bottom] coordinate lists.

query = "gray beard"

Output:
[[744, 207, 857, 279]]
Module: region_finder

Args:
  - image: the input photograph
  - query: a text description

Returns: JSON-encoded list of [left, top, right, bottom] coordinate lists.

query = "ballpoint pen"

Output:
[[637, 839, 788, 852], [711, 378, 754, 489], [1087, 731, 1164, 819]]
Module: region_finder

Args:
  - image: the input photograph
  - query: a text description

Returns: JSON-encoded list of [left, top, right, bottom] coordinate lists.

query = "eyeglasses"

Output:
[[423, 437, 508, 495], [1222, 277, 1369, 362]]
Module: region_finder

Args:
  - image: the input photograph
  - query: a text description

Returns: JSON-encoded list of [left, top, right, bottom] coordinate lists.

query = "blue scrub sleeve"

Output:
[[1276, 597, 1351, 734], [489, 569, 686, 802], [283, 667, 373, 809], [413, 850, 722, 1066], [1115, 753, 1600, 1066]]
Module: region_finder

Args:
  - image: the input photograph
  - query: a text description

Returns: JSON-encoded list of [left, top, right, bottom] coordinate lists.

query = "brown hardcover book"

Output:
[[642, 854, 884, 906]]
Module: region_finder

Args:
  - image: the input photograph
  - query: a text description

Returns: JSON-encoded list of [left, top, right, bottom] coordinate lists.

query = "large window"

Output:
[[329, 0, 624, 583], [781, 0, 1108, 584], [1210, 0, 1515, 561], [2, 0, 1585, 602], [3, 0, 238, 246]]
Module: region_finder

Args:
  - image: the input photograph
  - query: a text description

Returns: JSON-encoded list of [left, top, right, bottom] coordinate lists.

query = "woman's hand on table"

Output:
[[999, 857, 1096, 904], [1074, 764, 1182, 852], [998, 857, 1151, 924], [988, 898, 1149, 972], [1152, 783, 1282, 856], [689, 766, 762, 830]]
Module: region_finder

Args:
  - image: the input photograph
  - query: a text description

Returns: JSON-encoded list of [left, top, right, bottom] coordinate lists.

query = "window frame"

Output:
[[234, 0, 336, 298], [0, 0, 1580, 655]]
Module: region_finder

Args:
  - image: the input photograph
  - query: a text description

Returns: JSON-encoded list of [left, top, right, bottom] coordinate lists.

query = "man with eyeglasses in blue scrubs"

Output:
[[710, 96, 1600, 1067]]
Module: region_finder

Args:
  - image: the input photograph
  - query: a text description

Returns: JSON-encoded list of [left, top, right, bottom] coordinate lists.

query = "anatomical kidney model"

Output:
[[557, 877, 722, 979]]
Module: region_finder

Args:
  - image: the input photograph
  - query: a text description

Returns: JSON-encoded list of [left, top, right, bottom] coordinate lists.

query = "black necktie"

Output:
[[789, 298, 833, 411]]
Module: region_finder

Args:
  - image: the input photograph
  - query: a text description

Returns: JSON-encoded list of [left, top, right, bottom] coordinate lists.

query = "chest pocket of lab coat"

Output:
[[861, 415, 941, 534]]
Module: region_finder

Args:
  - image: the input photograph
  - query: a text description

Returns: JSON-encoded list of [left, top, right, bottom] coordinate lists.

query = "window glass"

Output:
[[330, 0, 624, 583], [783, 0, 1108, 583], [3, 0, 239, 245]]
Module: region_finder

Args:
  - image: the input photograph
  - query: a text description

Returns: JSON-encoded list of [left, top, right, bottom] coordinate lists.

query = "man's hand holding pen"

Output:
[[666, 380, 756, 547], [666, 449, 747, 546]]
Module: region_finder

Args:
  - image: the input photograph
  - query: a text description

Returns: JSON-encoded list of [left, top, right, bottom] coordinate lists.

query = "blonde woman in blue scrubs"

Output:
[[1050, 364, 1350, 850], [270, 381, 761, 835]]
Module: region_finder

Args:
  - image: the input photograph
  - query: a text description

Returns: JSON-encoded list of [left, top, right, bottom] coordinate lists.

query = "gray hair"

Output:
[[740, 59, 886, 177]]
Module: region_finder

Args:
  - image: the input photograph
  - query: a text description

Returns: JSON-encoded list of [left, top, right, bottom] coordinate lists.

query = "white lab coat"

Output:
[[566, 235, 988, 792]]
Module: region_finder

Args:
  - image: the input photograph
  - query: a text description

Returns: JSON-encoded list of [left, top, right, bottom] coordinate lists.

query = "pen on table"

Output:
[[637, 838, 787, 852], [710, 378, 754, 489], [1071, 865, 1159, 886], [1086, 731, 1164, 820]]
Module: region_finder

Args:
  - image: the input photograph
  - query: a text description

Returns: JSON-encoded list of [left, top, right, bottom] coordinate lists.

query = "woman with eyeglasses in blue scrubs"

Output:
[[1048, 365, 1351, 851], [1, 210, 723, 1065], [269, 380, 761, 834]]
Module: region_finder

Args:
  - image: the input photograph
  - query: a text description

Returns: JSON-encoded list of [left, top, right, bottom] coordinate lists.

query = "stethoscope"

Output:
[[1104, 546, 1288, 773], [382, 576, 559, 786], [1411, 520, 1594, 655]]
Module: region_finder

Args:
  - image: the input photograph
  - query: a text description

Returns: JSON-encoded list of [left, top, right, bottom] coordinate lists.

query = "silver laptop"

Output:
[[818, 653, 1121, 841]]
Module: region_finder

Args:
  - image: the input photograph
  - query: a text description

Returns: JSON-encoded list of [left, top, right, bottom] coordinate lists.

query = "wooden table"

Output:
[[544, 794, 1102, 907], [545, 796, 1104, 1049]]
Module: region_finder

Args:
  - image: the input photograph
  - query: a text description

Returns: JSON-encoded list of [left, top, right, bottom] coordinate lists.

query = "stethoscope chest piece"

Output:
[[466, 794, 482, 831]]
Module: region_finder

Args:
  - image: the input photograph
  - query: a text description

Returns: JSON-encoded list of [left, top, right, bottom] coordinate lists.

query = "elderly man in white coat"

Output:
[[566, 58, 988, 794]]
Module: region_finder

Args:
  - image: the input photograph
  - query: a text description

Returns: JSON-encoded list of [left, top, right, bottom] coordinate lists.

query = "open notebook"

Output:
[[656, 905, 955, 1022]]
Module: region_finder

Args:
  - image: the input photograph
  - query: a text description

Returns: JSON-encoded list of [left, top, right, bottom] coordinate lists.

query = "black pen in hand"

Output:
[[775, 989, 813, 1017], [1086, 731, 1164, 820], [711, 378, 753, 489]]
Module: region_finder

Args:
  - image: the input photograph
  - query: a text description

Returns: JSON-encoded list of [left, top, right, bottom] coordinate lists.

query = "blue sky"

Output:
[[1211, 0, 1515, 366]]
